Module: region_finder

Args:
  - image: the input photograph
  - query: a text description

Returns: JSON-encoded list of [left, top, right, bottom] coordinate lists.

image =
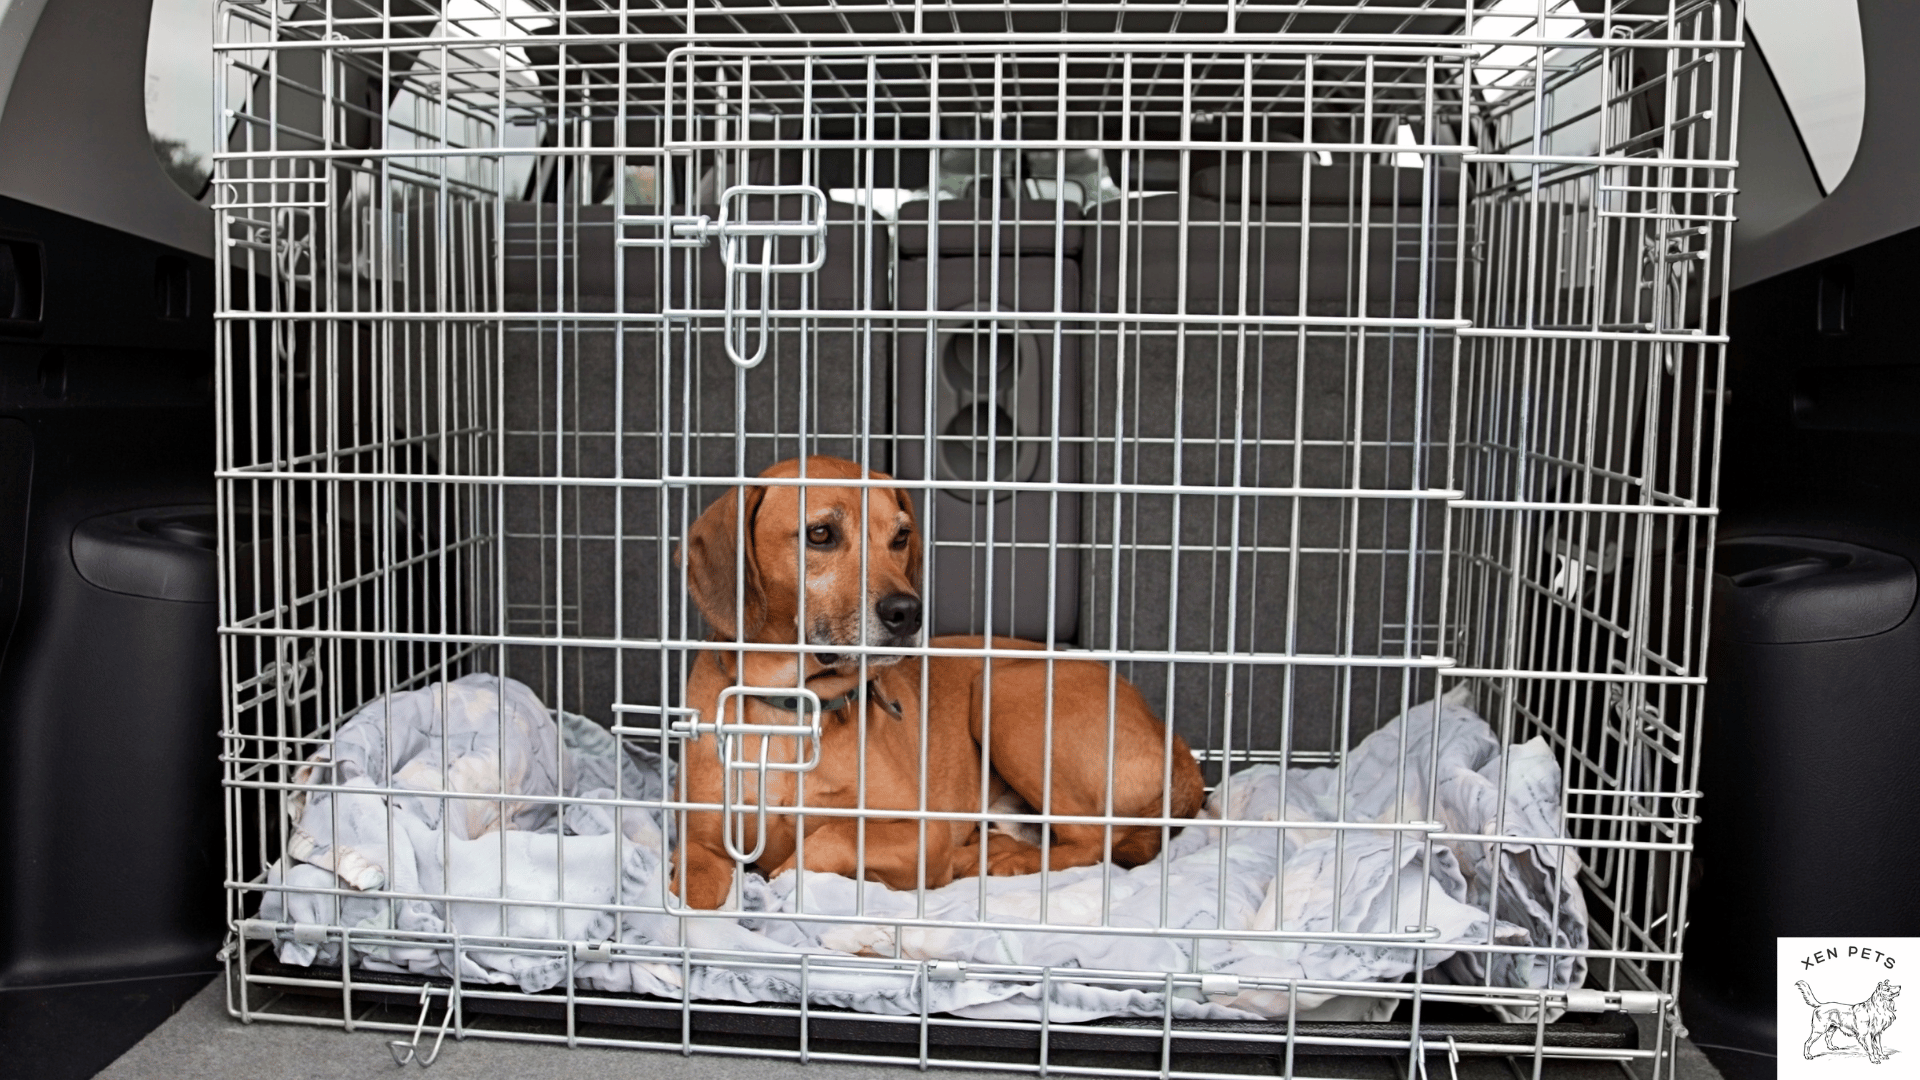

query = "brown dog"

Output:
[[671, 456, 1204, 910]]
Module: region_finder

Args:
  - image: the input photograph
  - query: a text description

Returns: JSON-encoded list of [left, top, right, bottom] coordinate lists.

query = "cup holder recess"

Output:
[[931, 313, 1044, 500], [942, 329, 1023, 392], [940, 402, 1023, 485]]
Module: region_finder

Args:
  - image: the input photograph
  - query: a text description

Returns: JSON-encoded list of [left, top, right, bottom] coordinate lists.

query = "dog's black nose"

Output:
[[876, 592, 922, 636]]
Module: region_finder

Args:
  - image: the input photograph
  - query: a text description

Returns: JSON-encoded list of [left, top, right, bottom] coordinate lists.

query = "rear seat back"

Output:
[[1076, 158, 1463, 758], [894, 198, 1084, 643], [1082, 160, 1460, 318]]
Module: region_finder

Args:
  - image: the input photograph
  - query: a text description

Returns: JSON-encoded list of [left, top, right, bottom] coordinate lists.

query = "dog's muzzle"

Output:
[[809, 592, 923, 668]]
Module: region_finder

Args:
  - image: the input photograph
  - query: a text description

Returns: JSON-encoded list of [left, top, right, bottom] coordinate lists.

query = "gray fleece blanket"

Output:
[[258, 675, 1587, 1022]]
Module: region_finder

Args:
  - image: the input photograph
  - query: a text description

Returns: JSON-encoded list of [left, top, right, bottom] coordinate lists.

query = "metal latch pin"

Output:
[[388, 984, 454, 1067]]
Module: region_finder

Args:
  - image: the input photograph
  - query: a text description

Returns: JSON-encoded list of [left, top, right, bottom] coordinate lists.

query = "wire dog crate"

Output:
[[215, 0, 1739, 1074]]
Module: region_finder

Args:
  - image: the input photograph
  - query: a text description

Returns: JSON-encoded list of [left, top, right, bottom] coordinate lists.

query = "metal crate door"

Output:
[[663, 50, 832, 371]]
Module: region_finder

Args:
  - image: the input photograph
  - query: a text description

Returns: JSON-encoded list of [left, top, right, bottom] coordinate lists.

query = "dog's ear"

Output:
[[678, 483, 768, 640], [893, 485, 924, 594]]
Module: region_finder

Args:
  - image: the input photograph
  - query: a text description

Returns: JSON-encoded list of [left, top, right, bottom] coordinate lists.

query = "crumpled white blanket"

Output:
[[259, 675, 1587, 1023]]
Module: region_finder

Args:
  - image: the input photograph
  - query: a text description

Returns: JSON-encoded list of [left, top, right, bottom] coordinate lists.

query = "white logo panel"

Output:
[[1778, 937, 1912, 1076]]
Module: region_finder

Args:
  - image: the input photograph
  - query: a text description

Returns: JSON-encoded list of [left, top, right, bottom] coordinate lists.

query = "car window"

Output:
[[1747, 0, 1865, 194], [146, 0, 219, 198], [1467, 0, 1601, 185], [150, 0, 546, 202]]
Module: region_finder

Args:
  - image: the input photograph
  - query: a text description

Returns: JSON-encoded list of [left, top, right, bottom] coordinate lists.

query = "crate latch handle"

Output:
[[668, 183, 828, 369]]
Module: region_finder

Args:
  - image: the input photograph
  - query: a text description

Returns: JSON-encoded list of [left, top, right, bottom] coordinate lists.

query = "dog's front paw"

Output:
[[672, 870, 738, 911]]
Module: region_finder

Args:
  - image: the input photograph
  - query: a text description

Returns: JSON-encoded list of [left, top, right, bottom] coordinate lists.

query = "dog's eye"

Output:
[[806, 524, 834, 546], [891, 527, 912, 549]]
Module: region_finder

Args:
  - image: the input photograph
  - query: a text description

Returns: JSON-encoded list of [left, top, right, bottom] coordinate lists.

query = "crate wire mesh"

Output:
[[214, 0, 1740, 1074]]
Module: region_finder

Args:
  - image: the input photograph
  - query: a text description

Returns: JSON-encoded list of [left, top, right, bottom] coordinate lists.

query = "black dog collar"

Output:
[[758, 681, 902, 719]]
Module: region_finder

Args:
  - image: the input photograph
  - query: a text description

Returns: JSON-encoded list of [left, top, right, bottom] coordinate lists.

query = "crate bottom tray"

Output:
[[240, 951, 1638, 1059]]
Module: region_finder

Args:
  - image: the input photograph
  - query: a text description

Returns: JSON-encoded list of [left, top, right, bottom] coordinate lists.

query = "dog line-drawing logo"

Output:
[[1796, 978, 1901, 1065]]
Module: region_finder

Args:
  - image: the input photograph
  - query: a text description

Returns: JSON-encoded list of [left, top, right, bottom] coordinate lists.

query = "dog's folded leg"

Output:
[[768, 819, 954, 893], [982, 824, 1131, 877], [952, 831, 1033, 880]]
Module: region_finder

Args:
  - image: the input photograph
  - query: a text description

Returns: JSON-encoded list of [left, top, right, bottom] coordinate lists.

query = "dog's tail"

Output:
[[1797, 981, 1824, 1008]]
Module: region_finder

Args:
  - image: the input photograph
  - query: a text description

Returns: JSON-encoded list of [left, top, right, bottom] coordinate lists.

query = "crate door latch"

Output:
[[673, 184, 829, 369], [708, 685, 827, 864]]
